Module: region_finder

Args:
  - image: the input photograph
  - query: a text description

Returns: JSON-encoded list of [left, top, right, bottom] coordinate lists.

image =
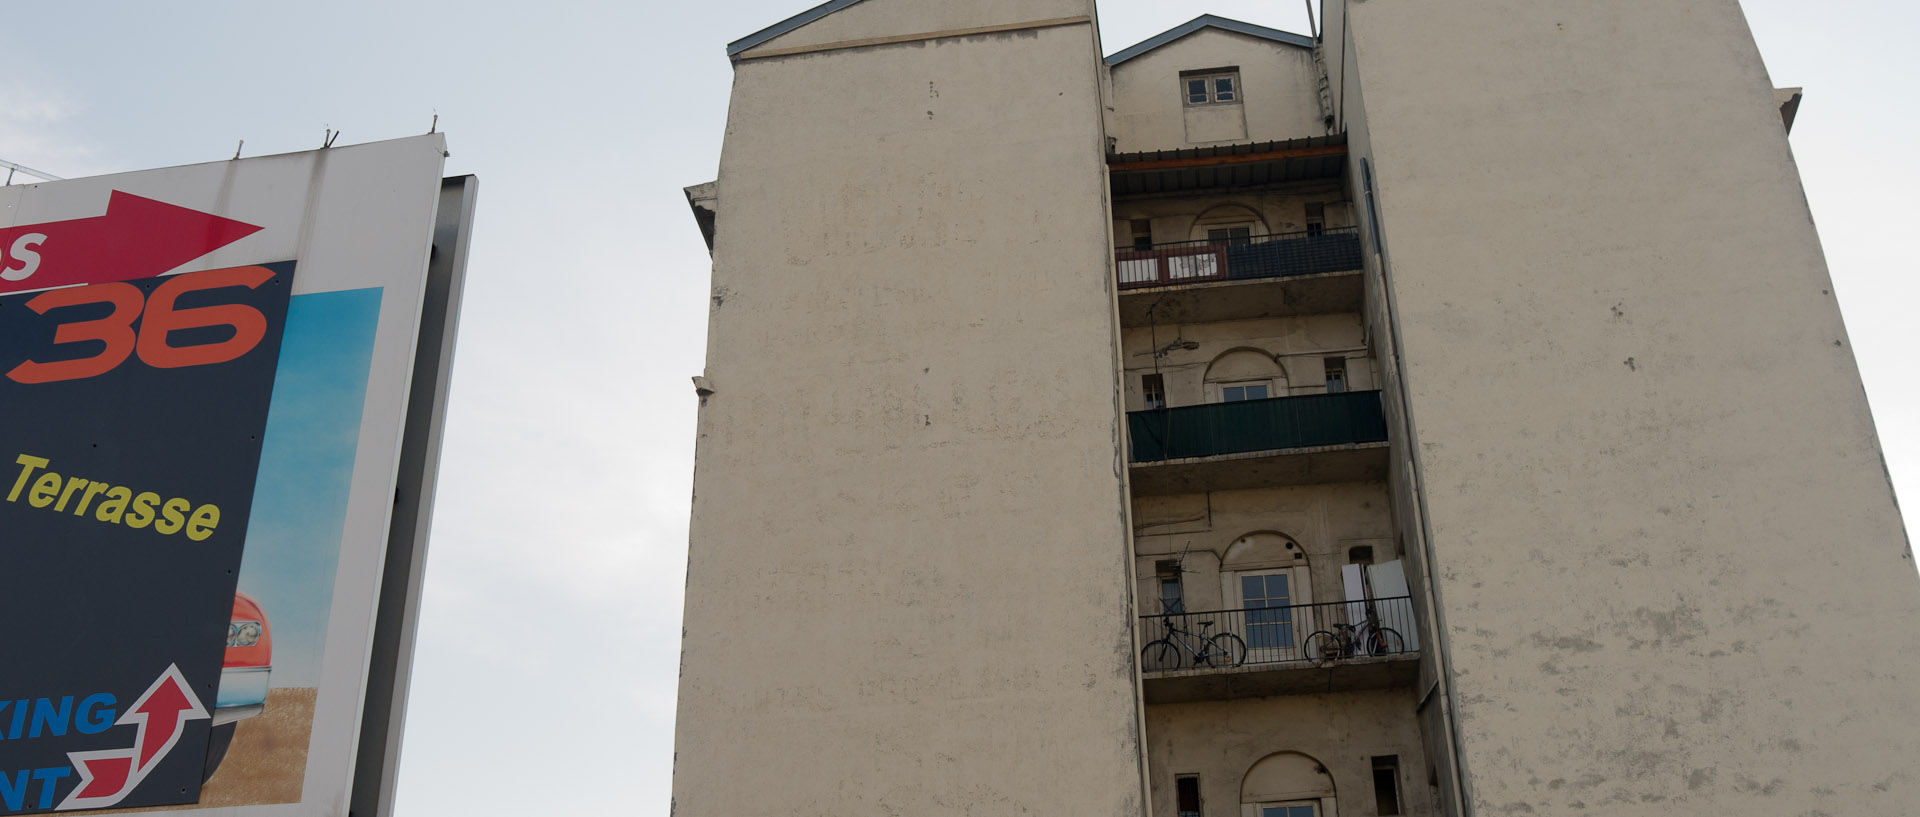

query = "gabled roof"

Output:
[[1106, 14, 1314, 66], [728, 0, 867, 57]]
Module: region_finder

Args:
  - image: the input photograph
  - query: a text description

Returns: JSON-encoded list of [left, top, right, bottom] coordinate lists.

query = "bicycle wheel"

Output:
[[1305, 631, 1340, 667], [1205, 632, 1247, 668], [1366, 628, 1405, 656], [1142, 638, 1182, 672]]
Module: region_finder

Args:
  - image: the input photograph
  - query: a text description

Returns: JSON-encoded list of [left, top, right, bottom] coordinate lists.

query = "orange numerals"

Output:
[[6, 266, 275, 385]]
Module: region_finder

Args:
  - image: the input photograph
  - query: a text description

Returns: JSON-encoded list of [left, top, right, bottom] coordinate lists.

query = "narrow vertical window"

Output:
[[1372, 756, 1403, 816], [1176, 775, 1202, 817], [1156, 560, 1185, 614], [1143, 373, 1166, 410], [1305, 202, 1326, 237], [1324, 357, 1347, 393], [1131, 218, 1154, 250]]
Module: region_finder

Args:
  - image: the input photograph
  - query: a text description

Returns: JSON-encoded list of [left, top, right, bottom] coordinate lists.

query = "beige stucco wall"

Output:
[[1109, 27, 1324, 153], [1120, 315, 1375, 410], [1133, 482, 1397, 617], [1337, 0, 1920, 814], [1146, 691, 1436, 817], [675, 3, 1147, 813]]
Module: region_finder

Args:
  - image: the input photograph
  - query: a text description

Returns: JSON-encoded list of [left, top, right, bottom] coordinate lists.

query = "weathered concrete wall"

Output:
[[1146, 690, 1436, 817], [1109, 27, 1324, 152], [1132, 482, 1396, 617], [675, 2, 1146, 813], [1337, 0, 1920, 813], [1120, 315, 1374, 410]]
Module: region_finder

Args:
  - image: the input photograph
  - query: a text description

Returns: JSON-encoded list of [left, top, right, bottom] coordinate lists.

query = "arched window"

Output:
[[1221, 532, 1311, 661], [1204, 348, 1286, 403], [1189, 203, 1269, 245], [1241, 751, 1337, 817]]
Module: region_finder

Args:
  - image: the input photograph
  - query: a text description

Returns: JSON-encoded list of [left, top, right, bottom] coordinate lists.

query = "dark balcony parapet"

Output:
[[1115, 227, 1363, 290], [1127, 390, 1388, 463]]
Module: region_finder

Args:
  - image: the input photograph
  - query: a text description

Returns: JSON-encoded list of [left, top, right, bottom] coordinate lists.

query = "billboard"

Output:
[[0, 135, 467, 816]]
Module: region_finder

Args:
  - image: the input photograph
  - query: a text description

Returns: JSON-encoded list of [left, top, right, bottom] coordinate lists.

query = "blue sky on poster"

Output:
[[239, 288, 384, 688], [1, 1, 1914, 814]]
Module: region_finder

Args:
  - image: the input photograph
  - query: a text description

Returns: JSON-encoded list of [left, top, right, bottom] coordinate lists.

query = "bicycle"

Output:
[[1141, 614, 1248, 671], [1304, 615, 1404, 666]]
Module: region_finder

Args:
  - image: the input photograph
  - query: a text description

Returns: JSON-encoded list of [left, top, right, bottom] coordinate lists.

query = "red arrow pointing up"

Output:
[[129, 667, 210, 774], [0, 190, 261, 295]]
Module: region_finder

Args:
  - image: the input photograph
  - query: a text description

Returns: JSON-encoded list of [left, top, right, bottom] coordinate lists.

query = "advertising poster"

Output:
[[0, 136, 449, 815]]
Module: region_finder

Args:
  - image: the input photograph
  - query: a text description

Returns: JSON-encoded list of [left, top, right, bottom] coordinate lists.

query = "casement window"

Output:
[[1206, 226, 1253, 245], [1177, 775, 1203, 817], [1323, 358, 1347, 393], [1143, 373, 1167, 410], [1183, 70, 1240, 105], [1219, 381, 1269, 402], [1304, 202, 1326, 237], [1156, 559, 1185, 614], [1373, 756, 1404, 816]]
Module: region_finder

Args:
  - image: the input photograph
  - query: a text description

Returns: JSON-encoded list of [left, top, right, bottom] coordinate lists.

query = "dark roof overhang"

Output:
[[1108, 134, 1348, 197]]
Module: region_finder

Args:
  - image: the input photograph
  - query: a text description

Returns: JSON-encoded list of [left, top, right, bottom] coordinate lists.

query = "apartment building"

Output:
[[676, 2, 1920, 816]]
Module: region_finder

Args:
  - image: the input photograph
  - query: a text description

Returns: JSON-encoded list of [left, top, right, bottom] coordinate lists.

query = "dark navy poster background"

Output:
[[0, 262, 293, 813]]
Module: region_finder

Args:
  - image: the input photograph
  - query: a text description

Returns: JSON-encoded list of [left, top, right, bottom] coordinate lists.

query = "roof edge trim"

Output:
[[728, 0, 871, 57], [1106, 14, 1314, 66]]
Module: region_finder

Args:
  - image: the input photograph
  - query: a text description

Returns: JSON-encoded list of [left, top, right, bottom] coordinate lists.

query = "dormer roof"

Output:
[[1106, 14, 1313, 66]]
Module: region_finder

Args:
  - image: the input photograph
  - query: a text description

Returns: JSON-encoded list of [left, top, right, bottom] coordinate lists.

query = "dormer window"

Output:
[[1183, 69, 1240, 105]]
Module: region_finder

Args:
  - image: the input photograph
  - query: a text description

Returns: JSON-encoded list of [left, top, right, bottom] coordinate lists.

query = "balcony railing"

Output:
[[1139, 596, 1417, 673], [1128, 390, 1388, 463], [1115, 227, 1363, 290]]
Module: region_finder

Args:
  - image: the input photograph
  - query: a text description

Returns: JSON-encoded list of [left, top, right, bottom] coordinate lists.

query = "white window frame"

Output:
[[1243, 800, 1328, 817], [1184, 70, 1241, 106], [1224, 566, 1314, 662], [1212, 379, 1273, 403]]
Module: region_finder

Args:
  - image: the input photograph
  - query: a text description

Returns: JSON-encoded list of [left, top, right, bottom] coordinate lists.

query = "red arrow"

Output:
[[0, 190, 261, 295], [129, 669, 206, 773]]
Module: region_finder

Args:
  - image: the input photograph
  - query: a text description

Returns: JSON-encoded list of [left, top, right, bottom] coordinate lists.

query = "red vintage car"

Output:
[[205, 592, 271, 780]]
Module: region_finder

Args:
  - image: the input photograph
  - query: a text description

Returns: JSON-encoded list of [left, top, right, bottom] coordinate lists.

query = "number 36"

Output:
[[7, 266, 274, 385]]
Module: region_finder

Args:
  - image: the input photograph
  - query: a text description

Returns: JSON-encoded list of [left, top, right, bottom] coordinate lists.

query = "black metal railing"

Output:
[[1139, 596, 1417, 673], [1128, 390, 1388, 463], [1115, 226, 1362, 290]]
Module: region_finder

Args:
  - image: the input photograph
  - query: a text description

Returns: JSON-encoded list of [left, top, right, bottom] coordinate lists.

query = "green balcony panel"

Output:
[[1128, 390, 1389, 463]]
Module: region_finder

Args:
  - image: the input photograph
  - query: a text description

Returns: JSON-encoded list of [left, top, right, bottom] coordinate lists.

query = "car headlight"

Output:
[[228, 621, 263, 648]]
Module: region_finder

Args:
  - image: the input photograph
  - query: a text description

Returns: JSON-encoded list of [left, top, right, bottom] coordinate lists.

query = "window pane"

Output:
[[1187, 79, 1208, 103], [1245, 384, 1268, 400], [1215, 77, 1236, 101], [1223, 386, 1245, 402]]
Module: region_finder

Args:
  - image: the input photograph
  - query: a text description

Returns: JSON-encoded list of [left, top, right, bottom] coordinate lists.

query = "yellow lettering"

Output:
[[8, 455, 49, 502], [125, 492, 160, 529], [11, 454, 220, 540], [156, 497, 190, 535], [95, 487, 132, 523], [185, 505, 220, 542], [54, 477, 90, 512], [28, 473, 60, 508], [75, 482, 110, 515]]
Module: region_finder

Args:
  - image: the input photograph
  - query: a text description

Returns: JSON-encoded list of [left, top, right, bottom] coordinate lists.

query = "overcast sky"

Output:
[[4, 1, 1914, 814]]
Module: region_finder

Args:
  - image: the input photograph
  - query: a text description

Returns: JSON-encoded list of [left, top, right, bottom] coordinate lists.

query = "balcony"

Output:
[[1114, 229, 1365, 327], [1138, 596, 1419, 703], [1127, 391, 1390, 494]]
